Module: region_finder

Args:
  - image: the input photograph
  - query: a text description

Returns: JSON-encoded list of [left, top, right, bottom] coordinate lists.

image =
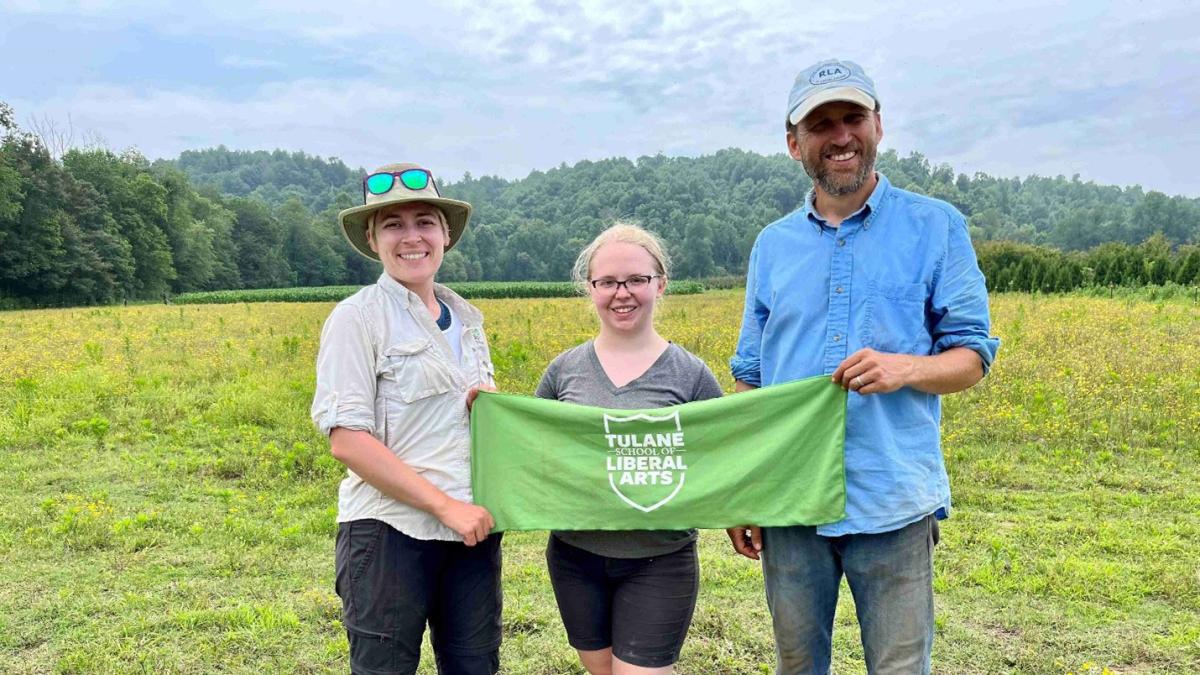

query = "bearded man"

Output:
[[726, 59, 1000, 674]]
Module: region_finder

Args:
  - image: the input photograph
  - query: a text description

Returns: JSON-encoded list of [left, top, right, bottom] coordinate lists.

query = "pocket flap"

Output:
[[377, 337, 456, 403], [383, 338, 433, 358], [878, 282, 928, 302]]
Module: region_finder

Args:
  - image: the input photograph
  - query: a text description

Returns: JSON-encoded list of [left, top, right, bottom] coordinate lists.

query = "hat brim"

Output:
[[788, 87, 877, 126], [338, 196, 473, 261]]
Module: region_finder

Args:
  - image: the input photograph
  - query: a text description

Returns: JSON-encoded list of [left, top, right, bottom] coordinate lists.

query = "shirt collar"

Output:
[[376, 271, 483, 328], [803, 172, 891, 233], [435, 284, 483, 328], [377, 272, 413, 308]]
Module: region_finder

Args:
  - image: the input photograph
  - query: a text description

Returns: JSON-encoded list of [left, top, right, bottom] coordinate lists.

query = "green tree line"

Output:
[[976, 236, 1200, 292], [1, 103, 380, 307], [3, 100, 1198, 308]]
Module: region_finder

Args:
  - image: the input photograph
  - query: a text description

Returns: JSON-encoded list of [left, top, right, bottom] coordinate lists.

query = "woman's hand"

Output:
[[330, 429, 494, 543], [466, 384, 497, 412], [433, 497, 496, 546]]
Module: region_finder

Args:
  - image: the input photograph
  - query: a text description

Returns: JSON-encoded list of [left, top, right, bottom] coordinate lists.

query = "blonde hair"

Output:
[[571, 222, 671, 291]]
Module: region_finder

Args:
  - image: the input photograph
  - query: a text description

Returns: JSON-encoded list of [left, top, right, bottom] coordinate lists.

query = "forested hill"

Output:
[[3, 100, 1199, 307], [163, 144, 1200, 281], [155, 147, 360, 213], [165, 145, 1200, 258]]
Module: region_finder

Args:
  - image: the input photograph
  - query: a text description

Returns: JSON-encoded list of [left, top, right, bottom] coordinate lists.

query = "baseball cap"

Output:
[[787, 59, 879, 126]]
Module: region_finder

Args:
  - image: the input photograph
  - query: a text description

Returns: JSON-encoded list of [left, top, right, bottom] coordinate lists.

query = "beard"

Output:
[[802, 140, 877, 196]]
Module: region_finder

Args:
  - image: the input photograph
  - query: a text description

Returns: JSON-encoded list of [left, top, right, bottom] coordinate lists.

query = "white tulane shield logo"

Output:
[[602, 411, 688, 512]]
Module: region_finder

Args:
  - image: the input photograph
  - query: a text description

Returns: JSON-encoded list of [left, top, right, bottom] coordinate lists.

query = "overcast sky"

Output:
[[3, 0, 1197, 196]]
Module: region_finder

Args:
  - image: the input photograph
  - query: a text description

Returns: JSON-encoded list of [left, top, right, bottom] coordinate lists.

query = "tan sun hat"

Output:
[[337, 162, 473, 261]]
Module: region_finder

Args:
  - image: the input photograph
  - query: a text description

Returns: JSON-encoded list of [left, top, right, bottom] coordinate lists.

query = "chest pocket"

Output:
[[377, 338, 457, 403], [867, 281, 931, 354]]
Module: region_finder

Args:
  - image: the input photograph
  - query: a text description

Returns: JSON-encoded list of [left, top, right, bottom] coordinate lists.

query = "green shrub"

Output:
[[693, 275, 746, 290]]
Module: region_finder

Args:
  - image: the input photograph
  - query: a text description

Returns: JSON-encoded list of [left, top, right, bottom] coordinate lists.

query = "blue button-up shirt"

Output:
[[731, 174, 1000, 536]]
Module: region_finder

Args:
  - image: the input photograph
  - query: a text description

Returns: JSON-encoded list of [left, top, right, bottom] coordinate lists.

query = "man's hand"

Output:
[[466, 384, 497, 412], [832, 348, 915, 395], [726, 525, 763, 560], [433, 497, 496, 546]]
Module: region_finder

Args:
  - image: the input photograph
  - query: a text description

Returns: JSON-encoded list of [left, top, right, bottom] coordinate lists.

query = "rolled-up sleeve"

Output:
[[730, 239, 766, 387], [929, 216, 1001, 374], [311, 303, 378, 436]]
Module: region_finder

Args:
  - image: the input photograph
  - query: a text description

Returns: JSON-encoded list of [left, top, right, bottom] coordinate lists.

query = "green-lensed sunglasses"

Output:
[[362, 169, 439, 201]]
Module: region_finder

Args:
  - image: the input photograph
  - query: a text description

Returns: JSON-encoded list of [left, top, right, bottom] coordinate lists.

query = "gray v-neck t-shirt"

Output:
[[535, 340, 723, 558]]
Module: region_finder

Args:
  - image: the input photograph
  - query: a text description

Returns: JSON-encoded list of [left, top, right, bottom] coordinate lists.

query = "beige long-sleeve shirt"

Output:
[[311, 273, 495, 541]]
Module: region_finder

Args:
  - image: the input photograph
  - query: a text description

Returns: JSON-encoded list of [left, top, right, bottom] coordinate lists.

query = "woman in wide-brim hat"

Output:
[[311, 163, 502, 674]]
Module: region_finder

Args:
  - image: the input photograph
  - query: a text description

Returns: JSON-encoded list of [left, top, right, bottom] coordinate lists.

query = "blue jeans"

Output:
[[761, 515, 939, 675]]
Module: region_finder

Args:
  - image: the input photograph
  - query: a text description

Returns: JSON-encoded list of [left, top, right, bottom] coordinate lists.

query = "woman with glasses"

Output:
[[311, 163, 501, 674], [535, 223, 723, 675]]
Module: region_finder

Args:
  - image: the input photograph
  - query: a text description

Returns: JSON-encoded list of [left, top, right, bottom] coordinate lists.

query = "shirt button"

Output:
[[838, 238, 846, 247], [835, 286, 844, 294], [833, 334, 842, 342]]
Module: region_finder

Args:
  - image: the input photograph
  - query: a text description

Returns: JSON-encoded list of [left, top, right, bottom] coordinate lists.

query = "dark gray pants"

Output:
[[335, 519, 502, 675]]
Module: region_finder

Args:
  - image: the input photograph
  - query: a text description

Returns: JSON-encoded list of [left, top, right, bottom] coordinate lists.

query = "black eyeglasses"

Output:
[[589, 274, 662, 292]]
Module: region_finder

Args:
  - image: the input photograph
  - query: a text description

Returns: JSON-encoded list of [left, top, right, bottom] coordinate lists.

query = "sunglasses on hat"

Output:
[[362, 168, 441, 201]]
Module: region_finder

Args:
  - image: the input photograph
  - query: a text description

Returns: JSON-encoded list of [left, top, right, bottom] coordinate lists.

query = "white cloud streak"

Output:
[[3, 0, 1198, 195]]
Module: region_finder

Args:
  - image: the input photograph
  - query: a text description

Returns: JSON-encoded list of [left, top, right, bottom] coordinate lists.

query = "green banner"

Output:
[[470, 376, 846, 531]]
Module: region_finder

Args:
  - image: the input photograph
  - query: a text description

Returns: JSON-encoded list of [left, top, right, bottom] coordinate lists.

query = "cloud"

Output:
[[860, 1, 1200, 195], [3, 0, 1199, 196]]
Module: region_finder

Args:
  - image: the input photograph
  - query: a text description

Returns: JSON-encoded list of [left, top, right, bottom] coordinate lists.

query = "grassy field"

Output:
[[0, 291, 1197, 674]]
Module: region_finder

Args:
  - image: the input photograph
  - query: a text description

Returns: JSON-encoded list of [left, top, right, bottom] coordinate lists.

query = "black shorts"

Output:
[[335, 519, 502, 675], [545, 535, 699, 668]]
